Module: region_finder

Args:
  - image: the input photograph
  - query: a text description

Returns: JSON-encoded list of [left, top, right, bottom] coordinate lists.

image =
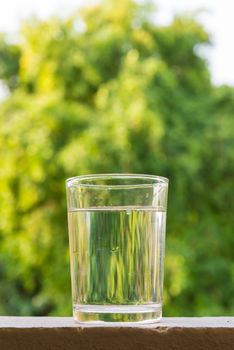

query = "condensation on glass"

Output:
[[66, 174, 169, 324]]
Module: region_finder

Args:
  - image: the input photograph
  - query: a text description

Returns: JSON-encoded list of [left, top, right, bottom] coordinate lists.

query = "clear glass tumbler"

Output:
[[66, 174, 168, 323]]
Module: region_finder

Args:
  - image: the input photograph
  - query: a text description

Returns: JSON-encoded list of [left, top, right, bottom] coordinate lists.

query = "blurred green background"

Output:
[[0, 0, 233, 316]]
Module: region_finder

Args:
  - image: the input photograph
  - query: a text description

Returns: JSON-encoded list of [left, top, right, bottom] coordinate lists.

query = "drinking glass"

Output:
[[66, 174, 168, 323]]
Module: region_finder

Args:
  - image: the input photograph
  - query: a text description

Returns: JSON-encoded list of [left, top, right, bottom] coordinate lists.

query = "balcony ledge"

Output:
[[0, 317, 233, 350]]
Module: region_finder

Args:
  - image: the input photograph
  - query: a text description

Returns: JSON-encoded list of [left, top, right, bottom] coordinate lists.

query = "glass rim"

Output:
[[66, 173, 169, 188]]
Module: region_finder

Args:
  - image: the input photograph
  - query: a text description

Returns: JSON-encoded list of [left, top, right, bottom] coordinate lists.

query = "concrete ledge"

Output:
[[0, 317, 233, 350]]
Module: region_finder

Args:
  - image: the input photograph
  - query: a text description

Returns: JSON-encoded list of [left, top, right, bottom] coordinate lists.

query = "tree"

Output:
[[0, 0, 233, 316]]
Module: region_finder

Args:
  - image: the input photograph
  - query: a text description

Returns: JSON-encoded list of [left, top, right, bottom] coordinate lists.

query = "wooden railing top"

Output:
[[0, 317, 233, 350]]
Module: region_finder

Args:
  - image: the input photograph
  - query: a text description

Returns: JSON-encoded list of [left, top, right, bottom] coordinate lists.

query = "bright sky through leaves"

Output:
[[0, 0, 233, 85]]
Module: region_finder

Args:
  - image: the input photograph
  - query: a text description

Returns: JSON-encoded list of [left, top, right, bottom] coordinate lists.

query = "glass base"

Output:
[[73, 303, 162, 324]]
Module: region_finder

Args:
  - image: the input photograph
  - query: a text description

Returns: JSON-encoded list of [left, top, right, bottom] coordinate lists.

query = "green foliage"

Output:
[[0, 34, 20, 91], [0, 0, 233, 316]]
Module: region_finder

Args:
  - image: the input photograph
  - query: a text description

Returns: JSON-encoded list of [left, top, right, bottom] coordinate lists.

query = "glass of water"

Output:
[[66, 174, 168, 324]]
